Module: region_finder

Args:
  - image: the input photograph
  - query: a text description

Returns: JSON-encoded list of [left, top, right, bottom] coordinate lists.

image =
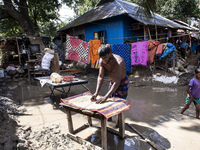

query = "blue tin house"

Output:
[[58, 0, 189, 45]]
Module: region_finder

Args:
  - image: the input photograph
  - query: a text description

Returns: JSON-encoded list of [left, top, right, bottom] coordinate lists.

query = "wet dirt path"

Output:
[[1, 76, 200, 150]]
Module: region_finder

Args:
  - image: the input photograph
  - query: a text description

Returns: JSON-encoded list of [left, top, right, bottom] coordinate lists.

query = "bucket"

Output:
[[0, 68, 4, 78]]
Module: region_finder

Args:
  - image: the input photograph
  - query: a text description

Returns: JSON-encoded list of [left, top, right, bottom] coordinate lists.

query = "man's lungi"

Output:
[[109, 75, 129, 99]]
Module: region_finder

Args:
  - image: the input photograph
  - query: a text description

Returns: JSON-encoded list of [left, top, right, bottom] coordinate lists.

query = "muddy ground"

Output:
[[0, 65, 199, 150]]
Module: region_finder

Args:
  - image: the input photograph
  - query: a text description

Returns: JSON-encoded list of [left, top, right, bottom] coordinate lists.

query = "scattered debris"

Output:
[[0, 96, 103, 150]]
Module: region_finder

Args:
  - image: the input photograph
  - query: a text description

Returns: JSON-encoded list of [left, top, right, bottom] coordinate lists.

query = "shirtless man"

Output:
[[91, 45, 129, 104]]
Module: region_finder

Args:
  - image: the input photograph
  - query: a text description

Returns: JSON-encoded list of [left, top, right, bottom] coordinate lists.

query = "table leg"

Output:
[[66, 109, 74, 133], [118, 112, 125, 139], [66, 86, 71, 94], [49, 86, 55, 97], [101, 117, 107, 150], [62, 86, 71, 95], [88, 116, 92, 126]]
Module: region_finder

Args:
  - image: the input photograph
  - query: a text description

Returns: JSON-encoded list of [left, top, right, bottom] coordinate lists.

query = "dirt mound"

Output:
[[0, 97, 25, 149], [177, 73, 194, 86]]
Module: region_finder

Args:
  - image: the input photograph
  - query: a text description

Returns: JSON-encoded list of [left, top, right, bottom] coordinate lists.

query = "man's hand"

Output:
[[96, 96, 107, 104], [91, 94, 97, 102]]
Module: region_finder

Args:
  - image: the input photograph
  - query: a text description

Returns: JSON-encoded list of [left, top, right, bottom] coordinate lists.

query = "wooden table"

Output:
[[35, 76, 88, 97], [60, 93, 131, 150]]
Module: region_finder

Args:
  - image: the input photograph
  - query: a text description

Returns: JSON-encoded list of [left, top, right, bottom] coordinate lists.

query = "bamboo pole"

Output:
[[53, 53, 60, 73], [60, 32, 65, 70], [147, 26, 152, 40], [154, 16, 158, 40], [16, 38, 21, 65], [144, 25, 146, 40]]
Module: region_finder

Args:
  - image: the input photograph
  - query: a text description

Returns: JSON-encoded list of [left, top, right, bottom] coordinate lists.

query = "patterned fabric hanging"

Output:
[[131, 41, 148, 65], [113, 44, 131, 72], [66, 36, 90, 64]]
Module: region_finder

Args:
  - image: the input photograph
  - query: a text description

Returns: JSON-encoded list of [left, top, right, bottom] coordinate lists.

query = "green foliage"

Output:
[[28, 0, 61, 23], [39, 21, 61, 37], [0, 0, 200, 37], [0, 0, 62, 36], [156, 0, 199, 22], [0, 18, 21, 37], [63, 0, 99, 16]]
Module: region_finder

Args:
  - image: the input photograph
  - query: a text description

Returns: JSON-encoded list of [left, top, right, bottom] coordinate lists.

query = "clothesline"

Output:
[[65, 35, 176, 72], [63, 33, 194, 44]]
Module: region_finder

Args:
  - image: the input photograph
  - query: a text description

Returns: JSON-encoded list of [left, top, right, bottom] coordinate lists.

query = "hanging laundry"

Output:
[[89, 40, 101, 65], [156, 44, 164, 54], [113, 44, 131, 72], [91, 59, 100, 69], [148, 40, 160, 64], [131, 41, 148, 66], [66, 36, 90, 64]]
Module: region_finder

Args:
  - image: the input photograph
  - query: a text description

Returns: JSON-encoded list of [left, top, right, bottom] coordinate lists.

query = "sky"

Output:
[[58, 3, 75, 22]]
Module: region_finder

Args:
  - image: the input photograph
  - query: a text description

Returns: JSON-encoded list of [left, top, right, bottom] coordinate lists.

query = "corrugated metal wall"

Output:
[[85, 16, 124, 45]]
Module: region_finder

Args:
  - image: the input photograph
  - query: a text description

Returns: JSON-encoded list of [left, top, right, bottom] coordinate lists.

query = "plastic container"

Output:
[[62, 75, 74, 81]]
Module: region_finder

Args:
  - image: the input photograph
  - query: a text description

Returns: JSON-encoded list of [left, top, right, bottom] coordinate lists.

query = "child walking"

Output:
[[181, 68, 200, 119]]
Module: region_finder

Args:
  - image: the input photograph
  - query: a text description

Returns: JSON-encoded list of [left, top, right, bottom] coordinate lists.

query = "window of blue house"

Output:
[[74, 34, 84, 40], [94, 30, 105, 44]]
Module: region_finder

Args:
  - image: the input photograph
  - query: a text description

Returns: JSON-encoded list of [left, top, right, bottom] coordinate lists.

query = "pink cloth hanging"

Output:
[[131, 41, 148, 65], [66, 36, 90, 64]]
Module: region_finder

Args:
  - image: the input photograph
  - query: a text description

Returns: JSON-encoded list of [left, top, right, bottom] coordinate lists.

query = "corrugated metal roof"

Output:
[[58, 0, 190, 32], [174, 19, 199, 31]]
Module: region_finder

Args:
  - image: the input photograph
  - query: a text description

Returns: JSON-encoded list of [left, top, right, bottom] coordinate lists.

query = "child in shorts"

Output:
[[181, 68, 200, 119]]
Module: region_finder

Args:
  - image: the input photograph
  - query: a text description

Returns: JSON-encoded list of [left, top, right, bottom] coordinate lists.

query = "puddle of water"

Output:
[[86, 130, 152, 150], [126, 85, 187, 123]]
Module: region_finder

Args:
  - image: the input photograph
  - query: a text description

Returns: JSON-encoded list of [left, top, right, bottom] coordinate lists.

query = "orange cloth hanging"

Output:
[[89, 40, 101, 65], [148, 40, 160, 64]]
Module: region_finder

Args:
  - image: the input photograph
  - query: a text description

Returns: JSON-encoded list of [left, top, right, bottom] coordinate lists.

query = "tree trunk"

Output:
[[2, 0, 45, 50]]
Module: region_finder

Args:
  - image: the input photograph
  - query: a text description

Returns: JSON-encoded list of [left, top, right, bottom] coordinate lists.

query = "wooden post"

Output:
[[16, 38, 21, 65], [144, 25, 146, 40], [60, 32, 65, 63], [118, 112, 125, 139], [101, 117, 107, 150], [53, 53, 60, 73], [154, 17, 158, 41], [148, 26, 152, 40]]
